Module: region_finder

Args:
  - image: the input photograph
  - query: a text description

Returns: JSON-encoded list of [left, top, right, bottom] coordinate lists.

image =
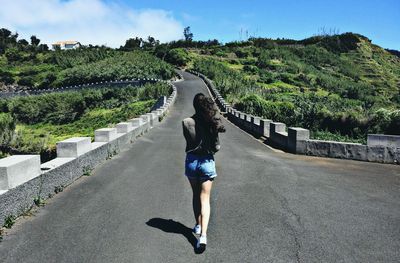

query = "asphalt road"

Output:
[[0, 71, 399, 263]]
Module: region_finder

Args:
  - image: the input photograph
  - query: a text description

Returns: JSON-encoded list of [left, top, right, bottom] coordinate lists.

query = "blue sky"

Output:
[[0, 0, 399, 49]]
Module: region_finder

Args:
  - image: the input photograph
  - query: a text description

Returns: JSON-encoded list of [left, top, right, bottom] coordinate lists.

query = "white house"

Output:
[[52, 41, 81, 50]]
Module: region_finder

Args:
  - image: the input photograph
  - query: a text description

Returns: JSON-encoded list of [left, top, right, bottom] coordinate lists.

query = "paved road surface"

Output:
[[1, 71, 399, 263]]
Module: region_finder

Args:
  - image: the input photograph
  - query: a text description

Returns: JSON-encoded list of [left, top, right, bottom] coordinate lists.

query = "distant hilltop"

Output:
[[386, 49, 400, 58]]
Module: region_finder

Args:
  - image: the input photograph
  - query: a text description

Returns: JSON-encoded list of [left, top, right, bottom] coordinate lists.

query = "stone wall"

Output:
[[0, 82, 177, 225], [0, 78, 160, 98], [187, 69, 400, 165]]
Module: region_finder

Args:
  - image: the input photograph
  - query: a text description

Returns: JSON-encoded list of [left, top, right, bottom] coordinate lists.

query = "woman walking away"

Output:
[[182, 93, 226, 253]]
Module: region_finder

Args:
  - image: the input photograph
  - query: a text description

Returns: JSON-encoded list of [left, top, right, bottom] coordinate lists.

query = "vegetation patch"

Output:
[[54, 185, 64, 194], [33, 196, 46, 207], [3, 215, 16, 229], [0, 82, 171, 161], [83, 166, 93, 176], [0, 28, 176, 91], [174, 33, 400, 143]]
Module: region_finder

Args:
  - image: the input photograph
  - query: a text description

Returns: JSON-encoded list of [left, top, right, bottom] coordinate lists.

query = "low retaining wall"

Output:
[[0, 83, 177, 225], [187, 69, 400, 165], [0, 78, 162, 98]]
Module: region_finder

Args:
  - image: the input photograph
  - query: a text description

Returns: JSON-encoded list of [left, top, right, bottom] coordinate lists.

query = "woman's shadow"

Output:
[[146, 218, 202, 254]]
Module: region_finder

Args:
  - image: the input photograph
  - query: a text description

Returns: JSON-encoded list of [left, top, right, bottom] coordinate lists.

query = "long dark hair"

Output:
[[193, 93, 225, 133]]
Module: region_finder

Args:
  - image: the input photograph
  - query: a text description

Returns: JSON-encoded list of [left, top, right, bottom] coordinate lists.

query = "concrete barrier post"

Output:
[[251, 116, 261, 134], [57, 137, 91, 157], [288, 127, 310, 153], [146, 113, 156, 128], [260, 119, 272, 138], [252, 116, 261, 125], [245, 114, 252, 130], [151, 111, 160, 125], [140, 114, 151, 132], [128, 118, 144, 136], [270, 122, 287, 149], [95, 128, 118, 142], [116, 122, 133, 133], [130, 118, 143, 127], [270, 122, 286, 134], [239, 112, 245, 126], [0, 155, 41, 190]]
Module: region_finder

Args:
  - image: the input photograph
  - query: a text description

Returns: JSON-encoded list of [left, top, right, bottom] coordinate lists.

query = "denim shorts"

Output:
[[185, 153, 217, 181]]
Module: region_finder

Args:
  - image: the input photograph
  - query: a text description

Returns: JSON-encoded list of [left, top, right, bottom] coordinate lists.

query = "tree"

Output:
[[184, 26, 193, 42], [37, 44, 49, 52], [154, 44, 169, 60], [122, 37, 142, 50], [17, 39, 29, 46], [30, 35, 40, 46], [0, 28, 11, 39], [142, 36, 159, 49], [0, 28, 18, 54], [147, 36, 156, 46]]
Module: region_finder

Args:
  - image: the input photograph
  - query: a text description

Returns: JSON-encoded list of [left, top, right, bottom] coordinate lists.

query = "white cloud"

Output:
[[0, 0, 184, 47]]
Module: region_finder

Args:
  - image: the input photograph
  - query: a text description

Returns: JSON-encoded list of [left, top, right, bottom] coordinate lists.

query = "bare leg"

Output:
[[188, 178, 201, 225], [200, 180, 213, 235]]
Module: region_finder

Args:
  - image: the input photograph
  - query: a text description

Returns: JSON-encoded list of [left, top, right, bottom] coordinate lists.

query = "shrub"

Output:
[[0, 70, 14, 85], [234, 48, 251, 58], [165, 48, 190, 66], [137, 82, 173, 100], [17, 76, 34, 87], [235, 94, 297, 125], [6, 82, 172, 125], [0, 113, 15, 145], [1, 82, 171, 159], [58, 51, 175, 86], [193, 58, 257, 97], [38, 72, 57, 89], [5, 48, 22, 62], [243, 65, 258, 74], [8, 97, 41, 123], [369, 109, 400, 135]]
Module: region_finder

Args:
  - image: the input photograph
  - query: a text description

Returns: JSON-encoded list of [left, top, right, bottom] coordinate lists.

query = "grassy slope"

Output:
[[187, 34, 400, 142], [198, 41, 398, 100], [13, 100, 154, 154], [0, 46, 175, 160], [0, 80, 171, 160], [0, 49, 176, 90]]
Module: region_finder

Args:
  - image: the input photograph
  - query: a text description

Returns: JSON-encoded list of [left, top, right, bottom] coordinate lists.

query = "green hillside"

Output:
[[0, 28, 175, 160], [0, 28, 176, 90], [1, 29, 399, 146], [172, 33, 399, 143]]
